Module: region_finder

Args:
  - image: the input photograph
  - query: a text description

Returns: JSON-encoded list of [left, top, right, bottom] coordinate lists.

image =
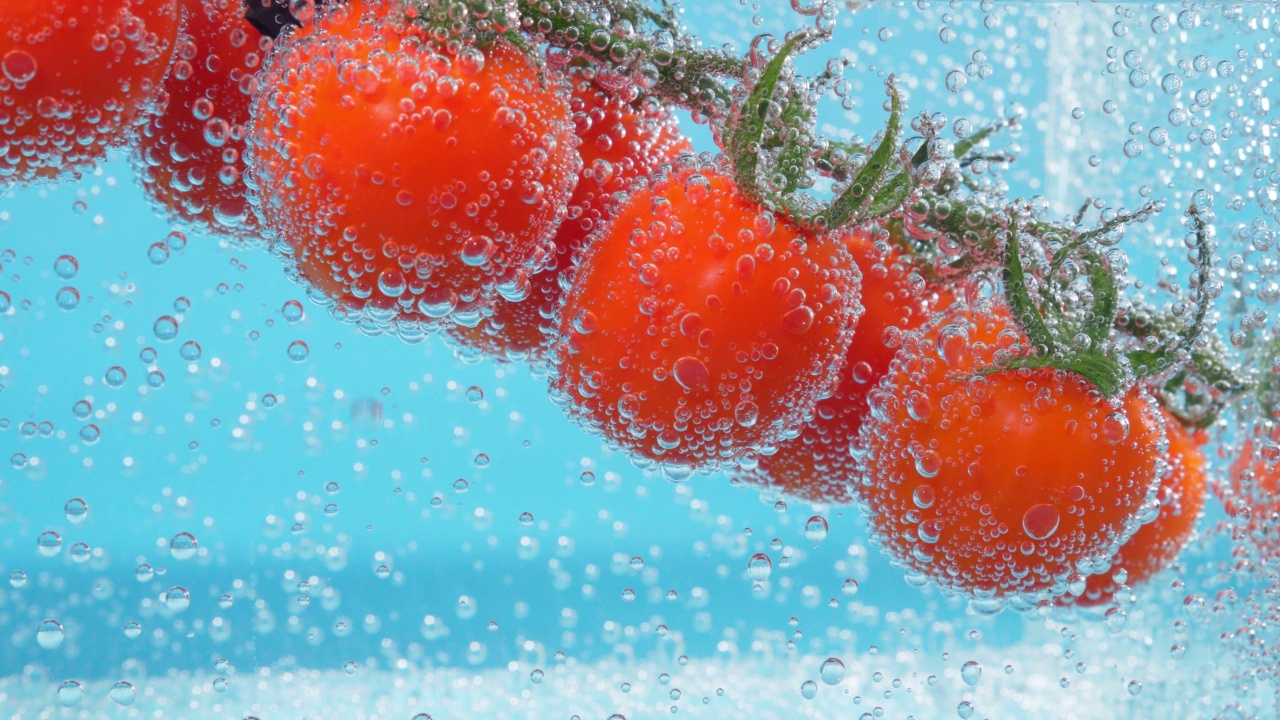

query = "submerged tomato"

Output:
[[1, 0, 180, 185], [856, 303, 1165, 608], [550, 165, 863, 478], [447, 71, 690, 365], [135, 0, 269, 239], [247, 1, 579, 334], [1226, 424, 1280, 555], [737, 225, 946, 504], [1070, 411, 1206, 606]]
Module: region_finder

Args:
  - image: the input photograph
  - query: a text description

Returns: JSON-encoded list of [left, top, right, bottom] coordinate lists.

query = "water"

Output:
[[2, 1, 1278, 717]]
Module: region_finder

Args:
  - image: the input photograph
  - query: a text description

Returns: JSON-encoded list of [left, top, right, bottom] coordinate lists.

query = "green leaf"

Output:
[[815, 77, 902, 229]]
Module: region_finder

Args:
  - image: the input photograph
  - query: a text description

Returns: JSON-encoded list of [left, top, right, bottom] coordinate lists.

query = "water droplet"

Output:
[[519, 512, 534, 527], [56, 680, 83, 707], [170, 532, 198, 560], [1021, 504, 1060, 540], [673, 356, 710, 391], [54, 255, 78, 279], [180, 341, 202, 361], [104, 366, 127, 388], [530, 669, 544, 684], [1101, 412, 1130, 443], [961, 661, 982, 686], [945, 70, 967, 92], [800, 679, 818, 699], [747, 553, 772, 582], [37, 531, 62, 557], [165, 586, 192, 611], [109, 681, 136, 706], [64, 498, 88, 523], [287, 340, 310, 362], [154, 315, 179, 341], [913, 485, 936, 509], [819, 657, 846, 685], [55, 286, 80, 310], [36, 619, 64, 649], [1104, 606, 1127, 634], [123, 621, 142, 639], [841, 578, 859, 597], [2, 49, 38, 83], [804, 516, 828, 543], [282, 300, 305, 323]]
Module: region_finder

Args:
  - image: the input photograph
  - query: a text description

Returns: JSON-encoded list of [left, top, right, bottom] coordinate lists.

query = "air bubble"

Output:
[[747, 553, 772, 582], [804, 516, 828, 543], [36, 619, 65, 649], [170, 532, 198, 560], [819, 657, 846, 685], [287, 340, 310, 362]]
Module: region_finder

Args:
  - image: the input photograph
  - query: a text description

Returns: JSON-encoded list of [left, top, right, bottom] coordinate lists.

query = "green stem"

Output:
[[514, 0, 742, 117], [810, 77, 902, 230], [1124, 205, 1216, 377]]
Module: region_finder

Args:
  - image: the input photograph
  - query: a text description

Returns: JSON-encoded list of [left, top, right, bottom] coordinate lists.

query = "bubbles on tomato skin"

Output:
[[1064, 412, 1207, 607], [446, 70, 691, 368], [736, 225, 948, 504], [245, 0, 580, 340], [549, 162, 863, 475], [133, 0, 269, 240], [0, 0, 181, 187], [855, 301, 1167, 609]]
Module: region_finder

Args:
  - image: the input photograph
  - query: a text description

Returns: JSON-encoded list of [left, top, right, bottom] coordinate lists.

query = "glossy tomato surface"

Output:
[[448, 70, 691, 366], [1, 0, 180, 185], [247, 1, 579, 335], [550, 164, 863, 477], [737, 225, 946, 504], [856, 302, 1166, 608], [1071, 411, 1206, 607], [134, 0, 270, 240]]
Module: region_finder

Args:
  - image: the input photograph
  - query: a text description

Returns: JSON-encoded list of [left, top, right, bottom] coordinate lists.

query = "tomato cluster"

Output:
[[7, 0, 1217, 612]]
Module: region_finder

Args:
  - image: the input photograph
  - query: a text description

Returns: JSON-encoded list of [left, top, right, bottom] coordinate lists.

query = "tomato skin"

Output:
[[549, 165, 864, 476], [736, 226, 946, 504], [447, 73, 691, 365], [0, 0, 180, 185], [1226, 425, 1280, 553], [856, 303, 1165, 606], [246, 1, 579, 333], [134, 0, 269, 239], [1070, 412, 1206, 606]]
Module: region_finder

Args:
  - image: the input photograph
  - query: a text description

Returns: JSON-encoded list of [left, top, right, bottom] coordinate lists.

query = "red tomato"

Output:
[[549, 165, 864, 478], [1226, 425, 1280, 554], [1, 0, 180, 185], [448, 72, 691, 365], [134, 0, 269, 239], [246, 1, 579, 333], [736, 225, 947, 504], [1069, 411, 1206, 606], [856, 302, 1166, 607]]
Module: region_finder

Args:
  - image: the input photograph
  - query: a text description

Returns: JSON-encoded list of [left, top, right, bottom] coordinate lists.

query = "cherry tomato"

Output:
[[1226, 424, 1280, 554], [246, 1, 579, 333], [1, 0, 180, 185], [549, 164, 864, 478], [737, 225, 946, 504], [856, 302, 1165, 608], [448, 71, 690, 365], [134, 0, 270, 239], [1069, 411, 1206, 606]]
